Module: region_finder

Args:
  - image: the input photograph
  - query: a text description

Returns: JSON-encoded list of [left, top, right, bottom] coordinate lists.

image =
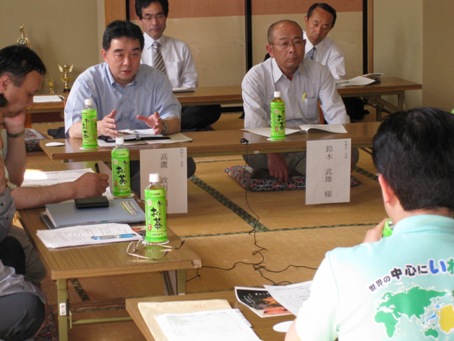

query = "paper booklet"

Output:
[[244, 124, 346, 138], [138, 299, 260, 341], [97, 132, 192, 147], [42, 197, 145, 229], [37, 223, 142, 248], [299, 124, 347, 134], [99, 129, 169, 143], [235, 282, 313, 318], [336, 73, 383, 87], [235, 286, 292, 318]]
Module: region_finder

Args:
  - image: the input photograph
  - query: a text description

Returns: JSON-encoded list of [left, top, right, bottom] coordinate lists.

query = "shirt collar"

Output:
[[271, 58, 304, 82], [103, 62, 137, 88], [144, 34, 167, 49]]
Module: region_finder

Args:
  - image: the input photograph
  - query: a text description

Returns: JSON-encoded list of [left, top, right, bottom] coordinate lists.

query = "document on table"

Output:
[[299, 124, 347, 134], [243, 127, 300, 138], [155, 309, 261, 341], [138, 299, 260, 341], [36, 223, 141, 248], [336, 75, 376, 87], [33, 95, 64, 103], [22, 168, 94, 187], [243, 124, 346, 138], [97, 132, 192, 147], [264, 281, 312, 316]]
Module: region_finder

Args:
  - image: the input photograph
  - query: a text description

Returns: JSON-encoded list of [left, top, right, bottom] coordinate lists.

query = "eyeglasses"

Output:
[[141, 13, 165, 21], [271, 39, 305, 50], [126, 239, 185, 261]]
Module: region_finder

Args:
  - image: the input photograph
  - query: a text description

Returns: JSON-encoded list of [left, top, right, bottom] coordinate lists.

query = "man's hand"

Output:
[[268, 153, 289, 183], [73, 173, 109, 199], [363, 218, 387, 243], [136, 112, 164, 134], [97, 109, 117, 137]]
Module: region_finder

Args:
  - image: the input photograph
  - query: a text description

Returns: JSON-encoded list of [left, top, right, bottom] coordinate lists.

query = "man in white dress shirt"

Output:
[[304, 3, 367, 121], [242, 20, 354, 183], [135, 0, 222, 131]]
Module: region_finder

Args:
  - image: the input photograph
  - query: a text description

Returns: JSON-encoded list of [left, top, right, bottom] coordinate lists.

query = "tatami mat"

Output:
[[184, 225, 370, 292], [190, 151, 386, 231]]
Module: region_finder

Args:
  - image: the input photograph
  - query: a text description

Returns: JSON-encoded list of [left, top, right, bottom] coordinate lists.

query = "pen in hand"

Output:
[[91, 233, 137, 240], [94, 163, 100, 174]]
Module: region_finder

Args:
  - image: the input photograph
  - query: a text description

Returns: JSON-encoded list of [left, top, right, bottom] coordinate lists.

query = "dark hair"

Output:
[[372, 107, 454, 211], [135, 0, 169, 19], [307, 3, 337, 28], [267, 20, 303, 44], [0, 45, 46, 86], [0, 45, 46, 107], [102, 20, 144, 51]]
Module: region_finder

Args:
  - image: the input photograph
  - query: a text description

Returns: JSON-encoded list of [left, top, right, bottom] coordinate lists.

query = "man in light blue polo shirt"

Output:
[[65, 20, 195, 193], [286, 107, 454, 340]]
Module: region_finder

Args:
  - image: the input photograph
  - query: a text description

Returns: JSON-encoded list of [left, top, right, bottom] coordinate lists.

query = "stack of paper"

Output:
[[138, 299, 261, 341], [37, 223, 141, 248]]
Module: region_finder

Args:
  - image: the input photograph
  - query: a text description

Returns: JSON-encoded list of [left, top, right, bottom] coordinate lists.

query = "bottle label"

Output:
[[111, 148, 131, 197], [144, 188, 167, 243], [270, 101, 286, 140], [81, 108, 98, 149]]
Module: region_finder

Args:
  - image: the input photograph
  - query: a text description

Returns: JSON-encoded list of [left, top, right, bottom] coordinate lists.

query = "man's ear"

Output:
[[101, 49, 108, 62], [0, 74, 12, 93], [266, 44, 274, 58], [378, 174, 396, 205]]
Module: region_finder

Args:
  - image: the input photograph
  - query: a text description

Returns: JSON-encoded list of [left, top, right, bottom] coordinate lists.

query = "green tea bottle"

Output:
[[81, 98, 98, 149], [111, 136, 131, 198], [144, 173, 168, 243], [270, 91, 286, 141]]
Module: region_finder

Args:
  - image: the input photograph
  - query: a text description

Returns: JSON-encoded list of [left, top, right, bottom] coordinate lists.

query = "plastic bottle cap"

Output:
[[84, 98, 93, 106], [149, 173, 160, 183], [115, 136, 124, 145], [274, 91, 281, 98]]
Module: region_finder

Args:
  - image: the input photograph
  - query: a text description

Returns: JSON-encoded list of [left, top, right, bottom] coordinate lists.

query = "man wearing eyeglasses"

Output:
[[242, 20, 351, 183], [135, 0, 222, 131], [304, 3, 367, 121]]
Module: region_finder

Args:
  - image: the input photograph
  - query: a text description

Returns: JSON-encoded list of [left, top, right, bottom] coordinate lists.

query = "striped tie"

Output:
[[307, 46, 316, 60], [152, 41, 166, 75]]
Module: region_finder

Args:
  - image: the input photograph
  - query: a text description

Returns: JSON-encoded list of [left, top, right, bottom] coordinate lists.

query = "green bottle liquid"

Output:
[[382, 219, 394, 238], [81, 98, 98, 149], [270, 91, 286, 141], [144, 173, 168, 243], [111, 137, 131, 198]]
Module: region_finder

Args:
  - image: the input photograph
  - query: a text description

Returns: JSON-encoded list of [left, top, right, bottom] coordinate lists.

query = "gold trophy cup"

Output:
[[17, 24, 31, 47], [58, 64, 74, 93]]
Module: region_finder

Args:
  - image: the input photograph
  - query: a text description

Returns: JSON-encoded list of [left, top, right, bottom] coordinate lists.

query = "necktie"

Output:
[[152, 41, 166, 75], [307, 46, 316, 60]]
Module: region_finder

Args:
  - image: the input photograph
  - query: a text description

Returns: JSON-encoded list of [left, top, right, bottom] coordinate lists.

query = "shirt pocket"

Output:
[[301, 95, 319, 122]]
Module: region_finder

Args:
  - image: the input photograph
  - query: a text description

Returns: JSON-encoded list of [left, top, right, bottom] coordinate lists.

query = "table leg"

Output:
[[162, 270, 186, 295], [56, 279, 69, 341]]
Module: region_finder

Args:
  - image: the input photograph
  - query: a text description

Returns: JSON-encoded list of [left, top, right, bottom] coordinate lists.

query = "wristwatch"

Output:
[[7, 130, 25, 138], [162, 120, 168, 135]]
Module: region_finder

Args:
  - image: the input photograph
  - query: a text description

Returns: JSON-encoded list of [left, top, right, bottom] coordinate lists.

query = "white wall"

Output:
[[373, 0, 423, 109]]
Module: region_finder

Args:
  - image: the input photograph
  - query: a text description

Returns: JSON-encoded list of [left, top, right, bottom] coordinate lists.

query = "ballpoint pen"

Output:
[[91, 233, 137, 240]]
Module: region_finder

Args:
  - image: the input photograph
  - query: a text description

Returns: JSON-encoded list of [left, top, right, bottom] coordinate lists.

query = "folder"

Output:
[[42, 197, 145, 229]]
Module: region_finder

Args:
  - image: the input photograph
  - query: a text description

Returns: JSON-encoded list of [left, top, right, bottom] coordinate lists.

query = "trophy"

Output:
[[47, 78, 55, 95], [58, 64, 74, 93], [17, 24, 31, 47]]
